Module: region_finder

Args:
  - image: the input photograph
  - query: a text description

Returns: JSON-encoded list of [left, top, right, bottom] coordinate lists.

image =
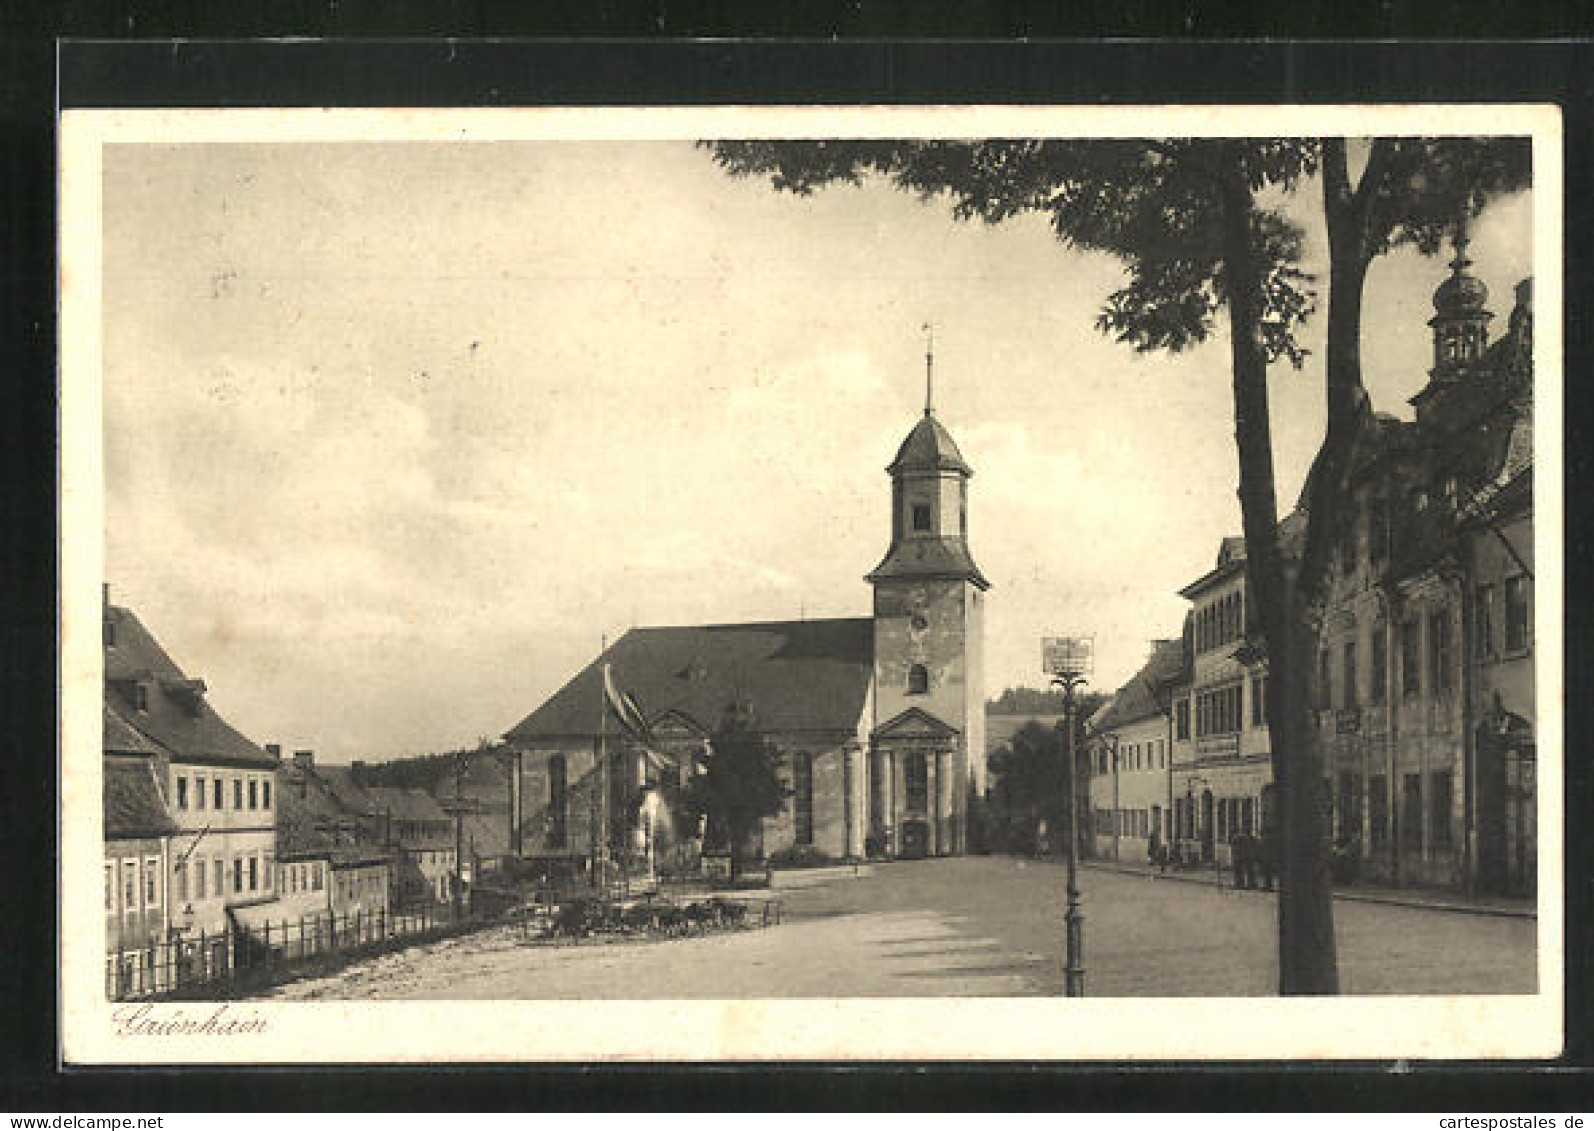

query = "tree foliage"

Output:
[[680, 704, 790, 872]]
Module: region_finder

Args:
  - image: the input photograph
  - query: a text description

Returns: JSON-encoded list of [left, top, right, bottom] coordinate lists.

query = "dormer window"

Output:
[[912, 504, 932, 533], [908, 664, 929, 695]]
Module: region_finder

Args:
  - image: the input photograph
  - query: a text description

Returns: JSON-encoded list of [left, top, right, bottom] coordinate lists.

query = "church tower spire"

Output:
[[923, 321, 935, 417], [1428, 217, 1493, 381]]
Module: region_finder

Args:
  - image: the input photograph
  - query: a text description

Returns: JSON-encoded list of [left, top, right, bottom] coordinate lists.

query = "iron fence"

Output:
[[104, 902, 472, 1002]]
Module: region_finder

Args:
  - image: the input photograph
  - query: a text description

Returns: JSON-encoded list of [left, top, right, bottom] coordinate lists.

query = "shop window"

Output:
[[1400, 620, 1421, 699], [1430, 771, 1454, 848], [1475, 584, 1497, 658], [1429, 610, 1453, 692], [1400, 774, 1422, 849], [1504, 575, 1531, 652]]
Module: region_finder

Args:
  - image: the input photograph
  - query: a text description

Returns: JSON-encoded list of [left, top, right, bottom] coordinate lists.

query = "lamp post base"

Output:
[[1064, 901, 1086, 997]]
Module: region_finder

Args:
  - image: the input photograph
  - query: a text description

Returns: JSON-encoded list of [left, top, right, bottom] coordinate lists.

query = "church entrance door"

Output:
[[900, 820, 929, 859]]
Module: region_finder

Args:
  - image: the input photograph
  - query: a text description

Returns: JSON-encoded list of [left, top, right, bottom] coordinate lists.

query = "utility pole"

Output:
[[452, 751, 466, 919]]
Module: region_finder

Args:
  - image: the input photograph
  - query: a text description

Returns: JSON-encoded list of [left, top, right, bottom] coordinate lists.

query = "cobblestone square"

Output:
[[265, 856, 1537, 1000]]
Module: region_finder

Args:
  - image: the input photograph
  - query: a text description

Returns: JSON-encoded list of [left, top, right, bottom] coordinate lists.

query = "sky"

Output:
[[100, 138, 1534, 761]]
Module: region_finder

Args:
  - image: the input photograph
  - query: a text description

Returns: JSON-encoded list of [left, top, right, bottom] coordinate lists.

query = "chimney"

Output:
[[292, 749, 314, 770], [265, 743, 282, 760]]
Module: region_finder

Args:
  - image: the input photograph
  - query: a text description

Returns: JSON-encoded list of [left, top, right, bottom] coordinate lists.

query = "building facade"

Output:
[[103, 599, 283, 952], [1094, 242, 1535, 895], [504, 395, 989, 868]]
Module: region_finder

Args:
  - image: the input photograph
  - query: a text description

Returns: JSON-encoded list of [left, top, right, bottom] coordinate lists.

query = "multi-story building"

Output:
[[1171, 525, 1296, 867], [103, 708, 178, 962], [102, 597, 282, 950], [1313, 241, 1535, 894], [275, 748, 393, 922], [1100, 239, 1535, 896], [365, 786, 456, 905], [1087, 639, 1183, 862]]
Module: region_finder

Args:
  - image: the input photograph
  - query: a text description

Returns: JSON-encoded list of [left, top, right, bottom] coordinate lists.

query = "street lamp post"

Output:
[[1044, 635, 1093, 999]]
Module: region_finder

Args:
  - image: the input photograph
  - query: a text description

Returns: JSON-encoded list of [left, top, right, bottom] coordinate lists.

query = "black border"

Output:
[[5, 29, 1592, 1111]]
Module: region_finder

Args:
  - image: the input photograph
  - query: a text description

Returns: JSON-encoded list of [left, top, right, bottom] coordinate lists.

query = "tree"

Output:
[[681, 704, 791, 878], [706, 135, 1526, 993], [986, 694, 1105, 855]]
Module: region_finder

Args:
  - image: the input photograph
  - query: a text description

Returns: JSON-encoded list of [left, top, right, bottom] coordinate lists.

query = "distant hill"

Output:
[[986, 686, 1068, 714]]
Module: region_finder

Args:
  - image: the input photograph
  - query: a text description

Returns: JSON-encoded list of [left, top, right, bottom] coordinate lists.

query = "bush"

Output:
[[767, 844, 833, 869]]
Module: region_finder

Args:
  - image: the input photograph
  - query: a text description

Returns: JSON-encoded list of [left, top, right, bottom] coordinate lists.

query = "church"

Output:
[[503, 378, 990, 866]]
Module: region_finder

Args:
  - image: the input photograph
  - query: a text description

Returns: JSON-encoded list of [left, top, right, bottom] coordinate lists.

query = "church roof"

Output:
[[866, 535, 991, 589], [505, 617, 874, 742], [888, 413, 972, 476]]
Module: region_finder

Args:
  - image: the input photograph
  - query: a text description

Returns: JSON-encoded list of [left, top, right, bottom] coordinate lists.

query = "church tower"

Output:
[[1413, 221, 1494, 426], [865, 332, 989, 858]]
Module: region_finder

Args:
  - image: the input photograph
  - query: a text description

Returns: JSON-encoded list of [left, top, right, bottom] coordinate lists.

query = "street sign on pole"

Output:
[[1043, 635, 1094, 677]]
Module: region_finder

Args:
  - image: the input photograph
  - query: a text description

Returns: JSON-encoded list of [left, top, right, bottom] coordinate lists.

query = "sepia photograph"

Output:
[[59, 105, 1562, 1062]]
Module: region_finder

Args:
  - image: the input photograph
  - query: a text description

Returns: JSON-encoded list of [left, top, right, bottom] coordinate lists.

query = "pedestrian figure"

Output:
[[1229, 833, 1250, 889]]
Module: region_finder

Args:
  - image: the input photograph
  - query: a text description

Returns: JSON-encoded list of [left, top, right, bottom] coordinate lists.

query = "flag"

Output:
[[603, 663, 677, 771], [602, 663, 651, 741]]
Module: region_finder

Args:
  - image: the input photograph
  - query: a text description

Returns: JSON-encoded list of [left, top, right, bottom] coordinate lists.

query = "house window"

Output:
[[911, 503, 932, 532], [176, 775, 188, 810], [122, 861, 137, 915], [173, 859, 187, 902], [1400, 774, 1422, 849], [1317, 650, 1332, 711], [1250, 674, 1267, 727], [144, 857, 160, 906], [1504, 575, 1531, 652], [313, 864, 323, 891], [247, 778, 258, 810], [195, 775, 206, 811], [104, 864, 114, 912], [263, 851, 274, 891], [262, 780, 271, 811], [213, 777, 224, 810], [233, 778, 243, 809], [907, 664, 929, 695], [1370, 626, 1387, 702], [1342, 641, 1358, 710], [1400, 620, 1421, 699], [1175, 700, 1190, 740], [792, 752, 814, 846], [1475, 584, 1497, 658], [213, 859, 223, 898], [233, 857, 244, 894], [1369, 776, 1388, 849], [548, 754, 568, 849], [1429, 771, 1454, 849], [1429, 610, 1453, 692], [195, 858, 207, 899]]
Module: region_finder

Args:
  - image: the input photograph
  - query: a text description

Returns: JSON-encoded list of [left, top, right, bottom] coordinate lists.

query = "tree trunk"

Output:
[[1217, 144, 1340, 994]]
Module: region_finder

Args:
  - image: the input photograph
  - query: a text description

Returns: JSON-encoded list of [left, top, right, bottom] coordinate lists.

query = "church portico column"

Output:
[[935, 748, 952, 856]]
